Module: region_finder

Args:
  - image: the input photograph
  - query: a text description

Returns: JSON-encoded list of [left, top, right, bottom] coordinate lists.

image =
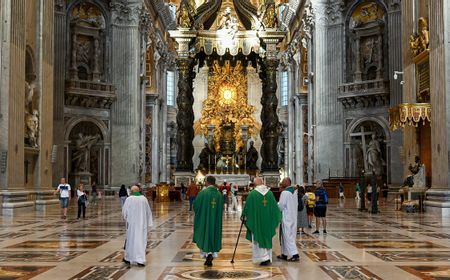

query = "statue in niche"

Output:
[[246, 141, 259, 170], [198, 143, 214, 170], [362, 37, 375, 66], [25, 110, 39, 148], [177, 2, 192, 28], [366, 134, 385, 176], [73, 133, 101, 172], [404, 156, 426, 188]]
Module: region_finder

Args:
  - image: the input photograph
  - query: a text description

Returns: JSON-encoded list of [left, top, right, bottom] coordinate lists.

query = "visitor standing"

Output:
[[193, 176, 223, 267], [230, 183, 238, 212], [54, 178, 71, 219], [91, 181, 98, 205], [119, 185, 128, 207], [305, 186, 316, 228], [242, 177, 281, 266], [277, 177, 300, 262], [297, 186, 309, 234], [355, 183, 361, 200], [313, 180, 328, 234], [181, 183, 186, 200], [339, 183, 345, 199], [382, 182, 389, 202], [77, 183, 88, 219], [220, 181, 230, 212], [122, 185, 153, 267], [186, 183, 199, 211], [366, 183, 373, 205]]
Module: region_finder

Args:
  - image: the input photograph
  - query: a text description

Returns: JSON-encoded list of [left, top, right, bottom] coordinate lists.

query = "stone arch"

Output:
[[64, 117, 109, 143], [345, 116, 390, 143]]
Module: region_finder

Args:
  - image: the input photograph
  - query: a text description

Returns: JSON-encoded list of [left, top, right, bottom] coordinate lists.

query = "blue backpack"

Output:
[[316, 188, 328, 206]]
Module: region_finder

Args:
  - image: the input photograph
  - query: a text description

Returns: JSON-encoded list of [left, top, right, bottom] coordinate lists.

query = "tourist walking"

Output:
[[186, 183, 199, 211], [242, 177, 281, 266], [367, 183, 373, 206], [230, 183, 238, 212], [122, 185, 153, 267], [297, 186, 309, 234], [277, 177, 300, 262], [313, 180, 328, 234], [305, 186, 316, 228], [77, 183, 88, 219], [339, 183, 345, 199], [91, 181, 98, 205], [181, 183, 186, 200], [54, 178, 71, 219], [193, 176, 223, 267], [119, 185, 128, 207]]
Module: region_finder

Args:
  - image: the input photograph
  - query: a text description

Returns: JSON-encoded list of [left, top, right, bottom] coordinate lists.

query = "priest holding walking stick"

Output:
[[241, 177, 281, 266]]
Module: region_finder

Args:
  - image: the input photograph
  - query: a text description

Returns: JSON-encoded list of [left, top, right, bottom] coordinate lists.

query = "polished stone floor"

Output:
[[1, 198, 450, 279]]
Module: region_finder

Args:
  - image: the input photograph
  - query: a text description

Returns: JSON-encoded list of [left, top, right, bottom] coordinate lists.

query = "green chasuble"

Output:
[[242, 189, 281, 249], [193, 185, 224, 253]]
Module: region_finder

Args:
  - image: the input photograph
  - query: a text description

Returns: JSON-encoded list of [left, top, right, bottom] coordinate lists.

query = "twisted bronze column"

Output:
[[259, 59, 281, 171], [175, 58, 195, 171]]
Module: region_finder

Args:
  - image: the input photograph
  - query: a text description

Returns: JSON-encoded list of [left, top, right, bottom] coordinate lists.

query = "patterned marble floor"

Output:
[[0, 198, 450, 279]]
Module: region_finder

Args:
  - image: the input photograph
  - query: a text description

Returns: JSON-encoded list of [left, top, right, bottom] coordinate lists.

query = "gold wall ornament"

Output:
[[177, 2, 193, 29], [410, 17, 429, 58], [194, 61, 260, 153], [389, 103, 431, 131], [351, 1, 385, 24]]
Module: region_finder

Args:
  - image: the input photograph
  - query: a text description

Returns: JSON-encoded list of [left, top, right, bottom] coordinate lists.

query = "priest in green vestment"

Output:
[[242, 177, 281, 266], [193, 175, 223, 267]]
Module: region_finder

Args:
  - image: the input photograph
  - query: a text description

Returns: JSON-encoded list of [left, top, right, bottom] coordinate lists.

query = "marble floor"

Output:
[[1, 198, 450, 279]]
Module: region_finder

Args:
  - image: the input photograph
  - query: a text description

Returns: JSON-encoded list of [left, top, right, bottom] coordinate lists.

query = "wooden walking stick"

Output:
[[231, 217, 246, 263]]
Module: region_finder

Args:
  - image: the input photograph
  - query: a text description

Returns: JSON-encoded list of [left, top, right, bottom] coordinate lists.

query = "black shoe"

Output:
[[323, 230, 327, 234], [260, 259, 271, 266], [122, 258, 130, 265], [312, 230, 320, 234], [288, 254, 300, 262], [277, 254, 288, 261], [137, 263, 145, 267], [308, 225, 312, 229], [204, 254, 213, 267]]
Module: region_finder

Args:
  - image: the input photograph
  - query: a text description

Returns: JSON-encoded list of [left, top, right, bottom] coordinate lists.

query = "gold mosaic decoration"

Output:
[[194, 61, 260, 152], [351, 1, 385, 23]]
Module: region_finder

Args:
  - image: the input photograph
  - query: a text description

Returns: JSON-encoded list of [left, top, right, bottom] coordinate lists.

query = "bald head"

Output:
[[131, 185, 140, 192], [253, 177, 263, 186]]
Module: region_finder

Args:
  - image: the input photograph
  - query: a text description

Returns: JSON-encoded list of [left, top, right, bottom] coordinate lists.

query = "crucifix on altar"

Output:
[[350, 126, 374, 173]]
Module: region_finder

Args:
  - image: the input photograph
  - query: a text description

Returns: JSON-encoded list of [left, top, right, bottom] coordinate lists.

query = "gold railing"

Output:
[[389, 103, 431, 131]]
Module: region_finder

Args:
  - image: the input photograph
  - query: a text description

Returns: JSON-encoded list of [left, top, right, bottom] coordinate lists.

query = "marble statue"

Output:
[[246, 141, 258, 170], [177, 2, 192, 28], [404, 156, 426, 188], [218, 7, 238, 38], [366, 134, 384, 175], [73, 133, 100, 172], [25, 110, 39, 148]]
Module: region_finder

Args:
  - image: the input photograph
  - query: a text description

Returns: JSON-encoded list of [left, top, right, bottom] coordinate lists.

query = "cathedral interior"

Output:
[[1, 0, 450, 279]]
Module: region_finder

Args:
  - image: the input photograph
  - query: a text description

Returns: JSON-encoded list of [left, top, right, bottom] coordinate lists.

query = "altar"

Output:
[[207, 173, 250, 186]]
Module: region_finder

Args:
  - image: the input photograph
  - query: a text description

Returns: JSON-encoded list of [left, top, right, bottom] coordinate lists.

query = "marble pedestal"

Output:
[[207, 174, 250, 186], [174, 172, 194, 186], [35, 190, 59, 211], [0, 191, 35, 215], [261, 172, 280, 188], [424, 189, 450, 217], [72, 172, 92, 188]]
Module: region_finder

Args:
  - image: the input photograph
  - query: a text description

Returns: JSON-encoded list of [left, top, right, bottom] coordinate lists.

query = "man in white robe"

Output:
[[122, 185, 153, 266], [277, 177, 300, 262]]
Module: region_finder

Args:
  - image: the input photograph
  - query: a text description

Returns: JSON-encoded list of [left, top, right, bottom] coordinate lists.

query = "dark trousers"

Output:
[[189, 197, 195, 211], [78, 201, 86, 218]]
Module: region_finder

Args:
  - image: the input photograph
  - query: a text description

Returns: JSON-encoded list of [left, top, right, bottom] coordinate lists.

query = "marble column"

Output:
[[387, 1, 404, 185], [287, 92, 295, 180], [110, 0, 143, 186], [425, 0, 450, 216], [294, 95, 302, 184], [311, 0, 344, 178], [151, 98, 160, 184], [52, 0, 66, 185], [160, 67, 168, 183]]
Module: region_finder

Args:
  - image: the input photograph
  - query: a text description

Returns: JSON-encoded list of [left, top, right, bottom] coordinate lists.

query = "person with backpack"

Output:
[[297, 185, 309, 234], [305, 186, 316, 228], [313, 179, 328, 234]]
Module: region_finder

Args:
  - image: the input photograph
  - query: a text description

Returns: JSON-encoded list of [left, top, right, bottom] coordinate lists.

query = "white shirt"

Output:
[[77, 190, 86, 198], [57, 184, 71, 198], [367, 186, 373, 193]]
